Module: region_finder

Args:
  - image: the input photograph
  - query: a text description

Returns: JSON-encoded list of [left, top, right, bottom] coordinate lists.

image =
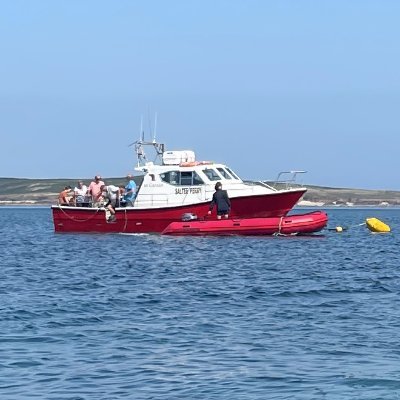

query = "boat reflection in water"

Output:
[[52, 138, 326, 235]]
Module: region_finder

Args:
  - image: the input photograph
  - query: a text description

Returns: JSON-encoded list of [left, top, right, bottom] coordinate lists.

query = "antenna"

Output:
[[153, 112, 158, 143], [147, 110, 152, 140], [128, 114, 165, 167], [141, 115, 145, 141]]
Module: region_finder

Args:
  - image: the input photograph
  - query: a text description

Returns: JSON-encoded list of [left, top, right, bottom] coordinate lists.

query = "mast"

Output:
[[129, 114, 165, 167], [153, 112, 157, 143]]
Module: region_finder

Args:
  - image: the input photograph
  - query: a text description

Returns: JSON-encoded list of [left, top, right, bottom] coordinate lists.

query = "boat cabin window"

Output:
[[180, 171, 204, 185], [160, 171, 179, 185], [217, 167, 232, 179], [160, 171, 204, 186], [192, 171, 204, 185], [202, 168, 221, 181], [225, 167, 240, 180]]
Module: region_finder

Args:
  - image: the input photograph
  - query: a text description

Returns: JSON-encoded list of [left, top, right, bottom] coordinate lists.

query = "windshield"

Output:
[[202, 168, 222, 181], [217, 167, 233, 179], [225, 167, 240, 180]]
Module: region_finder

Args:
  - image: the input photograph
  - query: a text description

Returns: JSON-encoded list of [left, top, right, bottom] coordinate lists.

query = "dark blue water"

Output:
[[1, 207, 400, 399]]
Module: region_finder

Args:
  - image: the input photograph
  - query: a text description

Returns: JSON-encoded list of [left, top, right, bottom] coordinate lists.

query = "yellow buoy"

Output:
[[336, 226, 343, 232], [365, 217, 391, 233]]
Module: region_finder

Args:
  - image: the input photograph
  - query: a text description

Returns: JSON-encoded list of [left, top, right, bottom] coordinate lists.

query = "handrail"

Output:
[[264, 170, 307, 190], [275, 170, 307, 182], [243, 180, 278, 191]]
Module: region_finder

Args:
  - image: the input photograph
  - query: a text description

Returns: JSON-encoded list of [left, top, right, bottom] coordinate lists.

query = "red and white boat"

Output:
[[161, 211, 328, 236], [52, 139, 311, 234]]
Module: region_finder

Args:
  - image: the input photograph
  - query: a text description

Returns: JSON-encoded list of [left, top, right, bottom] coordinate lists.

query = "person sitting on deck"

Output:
[[58, 186, 74, 206], [74, 180, 89, 207]]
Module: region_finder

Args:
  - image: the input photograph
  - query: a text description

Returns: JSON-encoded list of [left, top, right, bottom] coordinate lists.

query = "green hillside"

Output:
[[0, 177, 399, 206], [0, 177, 136, 205]]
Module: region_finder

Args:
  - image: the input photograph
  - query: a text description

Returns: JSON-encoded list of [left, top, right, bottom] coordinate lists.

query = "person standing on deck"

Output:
[[123, 174, 137, 207], [208, 181, 231, 219], [88, 175, 104, 207]]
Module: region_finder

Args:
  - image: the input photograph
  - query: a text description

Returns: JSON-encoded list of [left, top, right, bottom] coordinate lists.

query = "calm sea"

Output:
[[1, 207, 400, 399]]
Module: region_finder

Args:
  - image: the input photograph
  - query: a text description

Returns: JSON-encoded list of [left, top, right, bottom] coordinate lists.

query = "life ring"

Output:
[[180, 161, 199, 167], [179, 161, 213, 167]]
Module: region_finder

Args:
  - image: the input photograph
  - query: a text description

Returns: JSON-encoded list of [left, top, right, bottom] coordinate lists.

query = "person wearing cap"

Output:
[[74, 180, 88, 207], [208, 181, 231, 219], [88, 175, 105, 207], [122, 174, 137, 207]]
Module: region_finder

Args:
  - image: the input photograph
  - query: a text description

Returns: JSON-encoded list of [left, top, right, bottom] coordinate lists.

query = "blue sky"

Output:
[[1, 0, 399, 189]]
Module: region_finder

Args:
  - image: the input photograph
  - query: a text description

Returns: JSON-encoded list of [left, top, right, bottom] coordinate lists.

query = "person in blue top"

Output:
[[123, 174, 137, 207]]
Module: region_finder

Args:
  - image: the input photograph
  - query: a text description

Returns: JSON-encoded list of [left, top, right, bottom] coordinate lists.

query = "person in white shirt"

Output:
[[100, 184, 121, 222], [74, 180, 89, 207]]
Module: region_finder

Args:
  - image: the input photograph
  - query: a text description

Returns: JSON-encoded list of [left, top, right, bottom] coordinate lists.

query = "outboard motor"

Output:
[[181, 213, 198, 221]]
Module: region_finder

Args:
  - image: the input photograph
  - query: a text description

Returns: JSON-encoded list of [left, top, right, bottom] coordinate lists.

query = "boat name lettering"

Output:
[[144, 183, 163, 187], [175, 188, 201, 195]]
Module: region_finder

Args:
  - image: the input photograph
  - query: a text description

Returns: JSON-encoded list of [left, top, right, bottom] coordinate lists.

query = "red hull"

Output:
[[52, 189, 306, 234], [162, 211, 328, 236]]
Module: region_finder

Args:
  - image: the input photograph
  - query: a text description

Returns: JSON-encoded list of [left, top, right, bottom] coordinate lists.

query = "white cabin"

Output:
[[131, 146, 304, 209]]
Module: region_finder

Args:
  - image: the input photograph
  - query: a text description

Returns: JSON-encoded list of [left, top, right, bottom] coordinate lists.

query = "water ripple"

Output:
[[1, 207, 400, 399]]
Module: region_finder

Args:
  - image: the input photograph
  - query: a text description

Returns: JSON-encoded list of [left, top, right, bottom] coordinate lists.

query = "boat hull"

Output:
[[52, 189, 306, 234], [161, 211, 328, 236]]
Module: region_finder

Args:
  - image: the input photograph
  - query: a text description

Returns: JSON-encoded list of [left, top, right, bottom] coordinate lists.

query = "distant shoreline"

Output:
[[0, 177, 399, 207], [0, 200, 398, 208]]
